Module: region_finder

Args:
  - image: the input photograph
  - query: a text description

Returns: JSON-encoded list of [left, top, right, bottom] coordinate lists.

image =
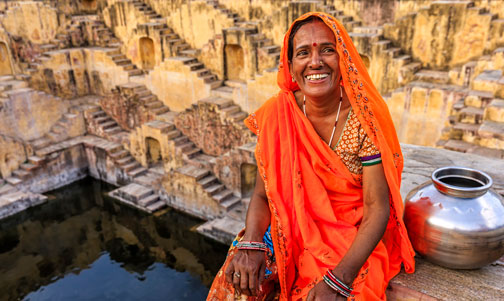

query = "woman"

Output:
[[208, 12, 415, 300]]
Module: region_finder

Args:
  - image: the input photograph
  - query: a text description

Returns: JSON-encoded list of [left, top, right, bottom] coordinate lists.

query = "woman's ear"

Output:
[[288, 61, 295, 82]]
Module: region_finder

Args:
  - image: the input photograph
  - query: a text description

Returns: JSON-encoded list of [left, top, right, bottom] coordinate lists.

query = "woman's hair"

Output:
[[287, 15, 324, 61]]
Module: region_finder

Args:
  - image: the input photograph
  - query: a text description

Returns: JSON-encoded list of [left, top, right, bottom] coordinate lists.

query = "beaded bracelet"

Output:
[[236, 241, 268, 252], [323, 269, 353, 298]]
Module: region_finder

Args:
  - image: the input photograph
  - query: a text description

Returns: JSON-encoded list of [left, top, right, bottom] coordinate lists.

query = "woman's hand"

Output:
[[225, 249, 267, 296], [307, 281, 346, 301]]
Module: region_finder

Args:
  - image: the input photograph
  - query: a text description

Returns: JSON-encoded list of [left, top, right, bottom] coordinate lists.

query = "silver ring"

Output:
[[234, 272, 241, 278]]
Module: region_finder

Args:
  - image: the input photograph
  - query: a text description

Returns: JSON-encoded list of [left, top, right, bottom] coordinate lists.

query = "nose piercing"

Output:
[[320, 60, 323, 65]]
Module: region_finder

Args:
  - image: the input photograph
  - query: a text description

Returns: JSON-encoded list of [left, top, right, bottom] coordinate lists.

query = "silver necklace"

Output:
[[303, 85, 343, 147]]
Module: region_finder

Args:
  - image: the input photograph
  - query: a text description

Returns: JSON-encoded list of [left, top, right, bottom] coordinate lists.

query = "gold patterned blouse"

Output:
[[333, 108, 381, 183]]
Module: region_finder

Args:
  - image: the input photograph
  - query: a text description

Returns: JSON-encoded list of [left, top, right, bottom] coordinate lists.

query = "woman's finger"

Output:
[[240, 268, 251, 296], [224, 262, 234, 284], [249, 266, 259, 296], [232, 268, 242, 295]]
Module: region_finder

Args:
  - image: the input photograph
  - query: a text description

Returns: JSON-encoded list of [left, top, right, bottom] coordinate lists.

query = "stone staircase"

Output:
[[109, 182, 166, 213], [84, 106, 129, 145], [1, 155, 46, 197], [177, 164, 242, 211], [29, 111, 84, 152], [117, 83, 171, 118], [131, 0, 222, 86], [438, 70, 504, 158]]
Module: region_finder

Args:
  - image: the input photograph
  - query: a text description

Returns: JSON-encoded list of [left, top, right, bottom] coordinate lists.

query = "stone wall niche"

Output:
[[225, 44, 245, 82], [0, 42, 13, 76], [145, 137, 162, 167], [82, 0, 97, 11], [140, 37, 155, 70], [240, 163, 257, 198]]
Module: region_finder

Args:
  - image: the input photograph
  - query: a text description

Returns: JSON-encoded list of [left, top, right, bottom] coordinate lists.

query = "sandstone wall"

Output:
[[0, 1, 59, 45], [167, 0, 235, 50], [384, 1, 497, 70], [30, 48, 131, 98], [0, 135, 31, 179], [145, 57, 211, 111], [0, 89, 68, 141]]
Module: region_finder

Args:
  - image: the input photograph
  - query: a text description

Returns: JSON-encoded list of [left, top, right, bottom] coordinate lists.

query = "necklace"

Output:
[[303, 84, 343, 147]]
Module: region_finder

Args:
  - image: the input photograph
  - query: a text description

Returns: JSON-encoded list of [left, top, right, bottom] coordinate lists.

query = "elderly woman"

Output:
[[208, 12, 415, 300]]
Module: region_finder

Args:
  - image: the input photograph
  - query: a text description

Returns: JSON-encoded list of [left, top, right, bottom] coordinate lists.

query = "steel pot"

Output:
[[404, 166, 504, 269]]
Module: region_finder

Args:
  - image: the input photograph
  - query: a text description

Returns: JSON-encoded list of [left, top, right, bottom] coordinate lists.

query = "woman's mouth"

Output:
[[305, 73, 330, 82]]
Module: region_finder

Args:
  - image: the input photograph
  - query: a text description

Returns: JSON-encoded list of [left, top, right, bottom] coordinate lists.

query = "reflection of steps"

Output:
[[109, 183, 166, 213], [177, 164, 241, 211]]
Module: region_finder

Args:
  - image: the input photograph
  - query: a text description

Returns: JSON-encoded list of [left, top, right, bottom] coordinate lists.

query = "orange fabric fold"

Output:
[[209, 12, 415, 301]]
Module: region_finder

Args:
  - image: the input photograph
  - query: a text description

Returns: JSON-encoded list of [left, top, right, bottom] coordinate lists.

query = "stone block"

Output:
[[484, 99, 504, 122]]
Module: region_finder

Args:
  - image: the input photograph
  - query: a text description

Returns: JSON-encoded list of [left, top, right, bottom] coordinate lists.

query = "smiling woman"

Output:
[[208, 12, 415, 301]]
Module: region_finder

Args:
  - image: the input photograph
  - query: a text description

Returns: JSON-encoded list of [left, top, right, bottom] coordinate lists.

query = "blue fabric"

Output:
[[263, 225, 275, 276]]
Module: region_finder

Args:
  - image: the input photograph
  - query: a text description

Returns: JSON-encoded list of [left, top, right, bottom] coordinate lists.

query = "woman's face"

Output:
[[289, 20, 340, 100]]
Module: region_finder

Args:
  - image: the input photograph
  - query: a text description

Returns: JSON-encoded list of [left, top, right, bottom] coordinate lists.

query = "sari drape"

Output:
[[208, 12, 415, 301]]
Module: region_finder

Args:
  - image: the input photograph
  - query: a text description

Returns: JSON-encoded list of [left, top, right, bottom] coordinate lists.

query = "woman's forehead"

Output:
[[292, 20, 335, 47]]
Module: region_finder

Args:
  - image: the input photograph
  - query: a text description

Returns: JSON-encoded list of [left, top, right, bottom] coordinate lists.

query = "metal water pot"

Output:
[[404, 166, 504, 269]]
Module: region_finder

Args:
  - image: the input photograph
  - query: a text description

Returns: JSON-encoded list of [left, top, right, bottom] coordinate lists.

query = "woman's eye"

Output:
[[296, 50, 308, 56], [322, 47, 335, 53]]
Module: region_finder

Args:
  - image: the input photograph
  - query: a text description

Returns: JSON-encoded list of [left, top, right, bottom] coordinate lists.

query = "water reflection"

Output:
[[0, 178, 228, 301]]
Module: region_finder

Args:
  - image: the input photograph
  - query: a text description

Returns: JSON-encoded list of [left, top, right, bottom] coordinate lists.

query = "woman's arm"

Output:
[[225, 170, 271, 296], [332, 162, 390, 283], [308, 163, 390, 300]]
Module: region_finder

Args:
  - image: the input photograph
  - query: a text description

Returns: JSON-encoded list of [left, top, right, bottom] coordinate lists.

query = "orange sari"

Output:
[[208, 12, 415, 300]]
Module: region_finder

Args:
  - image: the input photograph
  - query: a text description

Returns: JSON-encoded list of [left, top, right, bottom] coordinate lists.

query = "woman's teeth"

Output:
[[306, 74, 329, 80]]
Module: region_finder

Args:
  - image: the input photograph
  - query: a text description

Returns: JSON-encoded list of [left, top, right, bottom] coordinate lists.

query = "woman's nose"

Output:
[[309, 51, 323, 68]]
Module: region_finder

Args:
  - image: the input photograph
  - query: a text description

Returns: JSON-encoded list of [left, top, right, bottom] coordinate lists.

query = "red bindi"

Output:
[[313, 42, 317, 46]]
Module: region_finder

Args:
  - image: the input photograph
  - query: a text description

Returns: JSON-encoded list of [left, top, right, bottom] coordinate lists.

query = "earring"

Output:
[[291, 76, 296, 82]]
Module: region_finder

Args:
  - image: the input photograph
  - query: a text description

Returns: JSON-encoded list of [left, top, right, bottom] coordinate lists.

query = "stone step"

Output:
[[138, 193, 160, 207], [205, 183, 224, 195], [478, 121, 504, 140], [28, 156, 45, 166], [12, 169, 31, 180], [91, 110, 106, 118], [5, 177, 22, 186], [188, 62, 204, 71], [117, 155, 135, 165], [220, 195, 241, 211], [128, 166, 148, 177], [140, 94, 157, 103], [145, 101, 162, 109], [146, 200, 166, 212], [117, 183, 153, 203], [95, 116, 112, 124], [221, 105, 240, 116], [178, 142, 196, 152], [0, 184, 15, 196], [20, 163, 38, 171], [101, 120, 117, 129], [197, 175, 218, 188], [32, 137, 50, 149], [443, 139, 474, 152], [213, 189, 234, 203], [229, 111, 248, 122], [485, 98, 504, 122], [166, 129, 182, 140], [104, 126, 122, 135], [127, 69, 144, 77], [109, 149, 129, 160], [122, 161, 141, 172], [262, 45, 280, 54], [151, 106, 170, 115], [177, 164, 209, 180], [414, 69, 450, 84]]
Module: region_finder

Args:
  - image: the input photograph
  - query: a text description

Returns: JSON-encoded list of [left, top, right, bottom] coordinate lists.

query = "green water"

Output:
[[0, 178, 228, 301]]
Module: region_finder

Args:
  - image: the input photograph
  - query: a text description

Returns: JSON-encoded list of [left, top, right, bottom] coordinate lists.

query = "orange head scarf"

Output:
[[243, 12, 415, 300]]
